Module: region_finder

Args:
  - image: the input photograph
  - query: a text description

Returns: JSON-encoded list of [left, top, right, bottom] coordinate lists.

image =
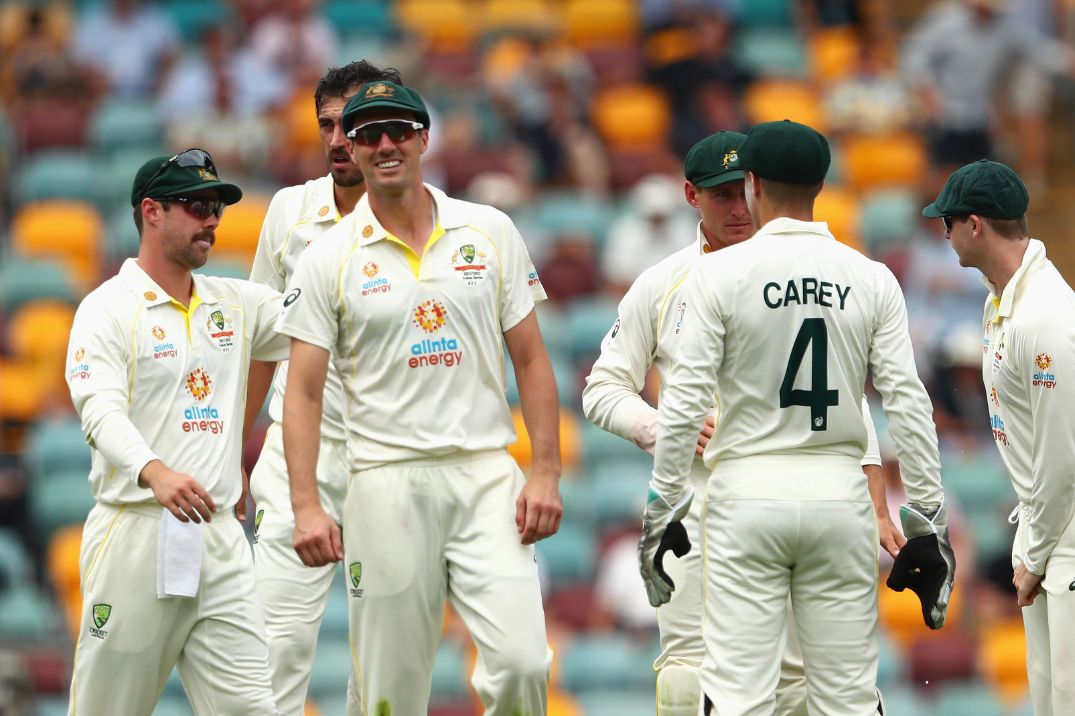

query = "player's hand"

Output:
[[695, 414, 715, 456], [293, 505, 343, 567], [235, 467, 251, 522], [516, 469, 563, 545], [139, 460, 216, 524], [877, 511, 907, 560], [1013, 561, 1043, 607], [638, 484, 694, 607]]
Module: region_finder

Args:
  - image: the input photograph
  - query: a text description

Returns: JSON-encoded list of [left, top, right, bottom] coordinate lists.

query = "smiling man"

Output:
[[277, 81, 561, 716], [242, 60, 403, 716], [65, 149, 289, 714]]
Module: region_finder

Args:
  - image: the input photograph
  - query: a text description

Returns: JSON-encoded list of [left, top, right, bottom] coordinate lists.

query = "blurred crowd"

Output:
[[2, 0, 1075, 714]]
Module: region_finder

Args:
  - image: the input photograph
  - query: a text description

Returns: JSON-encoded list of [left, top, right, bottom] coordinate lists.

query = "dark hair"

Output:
[[314, 60, 403, 113], [983, 215, 1028, 239]]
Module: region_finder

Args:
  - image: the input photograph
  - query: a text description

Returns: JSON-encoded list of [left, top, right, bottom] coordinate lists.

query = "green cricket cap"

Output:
[[130, 150, 242, 206], [737, 120, 831, 184], [341, 81, 431, 134], [684, 131, 747, 188], [922, 159, 1029, 220]]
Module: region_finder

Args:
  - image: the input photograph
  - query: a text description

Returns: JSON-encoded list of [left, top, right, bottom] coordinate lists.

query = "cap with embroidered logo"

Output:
[[922, 159, 1029, 220], [130, 149, 242, 206], [737, 120, 831, 185], [684, 131, 747, 188], [341, 81, 431, 134]]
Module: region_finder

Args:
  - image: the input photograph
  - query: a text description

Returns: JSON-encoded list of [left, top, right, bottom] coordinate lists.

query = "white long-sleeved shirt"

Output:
[[250, 174, 348, 441], [584, 225, 881, 467], [981, 239, 1075, 575], [652, 218, 942, 506], [66, 259, 289, 508]]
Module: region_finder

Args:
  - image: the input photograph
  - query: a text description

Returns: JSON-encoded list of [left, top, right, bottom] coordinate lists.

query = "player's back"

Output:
[[688, 218, 895, 467]]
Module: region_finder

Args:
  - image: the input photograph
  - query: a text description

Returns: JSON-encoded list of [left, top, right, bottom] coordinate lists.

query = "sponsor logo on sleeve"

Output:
[[181, 368, 225, 434], [1032, 353, 1057, 389], [90, 603, 111, 639], [990, 386, 1000, 407], [409, 300, 463, 368], [527, 263, 542, 289], [609, 318, 621, 340], [451, 244, 488, 285], [151, 325, 177, 359], [68, 346, 91, 380], [284, 288, 301, 306], [361, 261, 391, 296], [990, 413, 1008, 446]]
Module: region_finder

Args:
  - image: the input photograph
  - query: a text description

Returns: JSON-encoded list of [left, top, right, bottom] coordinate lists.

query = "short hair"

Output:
[[757, 177, 823, 205], [314, 61, 403, 113], [982, 215, 1028, 239], [133, 201, 172, 238]]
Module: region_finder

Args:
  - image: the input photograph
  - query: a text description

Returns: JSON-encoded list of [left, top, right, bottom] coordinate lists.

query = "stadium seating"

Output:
[[535, 522, 597, 589], [564, 296, 619, 364], [587, 460, 650, 527], [430, 641, 469, 703], [559, 633, 653, 691], [933, 681, 1007, 716], [0, 359, 50, 424], [507, 406, 581, 471], [0, 584, 59, 640], [842, 132, 928, 193], [744, 80, 827, 131], [534, 192, 617, 247], [591, 84, 671, 150], [481, 0, 561, 36], [12, 151, 103, 207], [7, 300, 76, 368], [211, 193, 270, 265], [978, 618, 1029, 702], [737, 28, 808, 79], [736, 0, 794, 28], [809, 26, 862, 85], [11, 200, 103, 288], [24, 418, 92, 479], [323, 0, 397, 38], [28, 468, 95, 540], [562, 0, 639, 48], [575, 689, 654, 716], [306, 637, 352, 702], [45, 526, 82, 638], [395, 0, 477, 50], [579, 419, 646, 468], [813, 185, 863, 252], [163, 0, 229, 42], [0, 527, 32, 590], [105, 205, 143, 263], [859, 189, 920, 255], [89, 98, 163, 155]]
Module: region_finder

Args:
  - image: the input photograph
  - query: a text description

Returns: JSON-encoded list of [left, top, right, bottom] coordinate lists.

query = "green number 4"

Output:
[[780, 318, 839, 431]]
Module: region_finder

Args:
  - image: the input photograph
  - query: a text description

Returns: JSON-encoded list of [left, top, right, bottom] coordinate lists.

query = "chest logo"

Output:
[[151, 324, 178, 359], [207, 309, 235, 353], [413, 300, 448, 334], [185, 368, 213, 402], [152, 326, 166, 340], [451, 244, 488, 285], [361, 260, 391, 296]]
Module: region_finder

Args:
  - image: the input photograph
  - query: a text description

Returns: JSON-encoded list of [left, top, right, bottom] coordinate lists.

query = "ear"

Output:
[[746, 171, 761, 200], [684, 181, 700, 208], [969, 214, 982, 236], [141, 197, 162, 226], [419, 129, 430, 156]]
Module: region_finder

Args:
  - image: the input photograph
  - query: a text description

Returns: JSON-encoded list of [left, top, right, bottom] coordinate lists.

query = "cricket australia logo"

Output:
[[253, 509, 264, 543], [185, 368, 213, 401], [90, 603, 111, 638], [349, 562, 365, 598], [206, 309, 235, 353], [451, 243, 488, 285], [722, 150, 739, 169]]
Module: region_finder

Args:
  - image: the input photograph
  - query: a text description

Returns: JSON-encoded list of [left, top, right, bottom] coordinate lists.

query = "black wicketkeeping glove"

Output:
[[886, 501, 956, 629]]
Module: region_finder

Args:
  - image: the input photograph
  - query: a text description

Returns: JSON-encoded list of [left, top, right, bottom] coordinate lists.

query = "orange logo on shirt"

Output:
[[990, 386, 999, 407], [1035, 353, 1052, 371], [151, 325, 166, 341], [185, 368, 213, 402], [362, 261, 379, 278], [74, 347, 85, 362], [412, 300, 447, 334]]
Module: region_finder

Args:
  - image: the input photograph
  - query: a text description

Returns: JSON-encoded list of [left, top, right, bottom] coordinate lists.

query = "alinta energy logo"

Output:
[[361, 260, 391, 296], [182, 368, 225, 434], [990, 413, 1008, 446], [409, 300, 462, 368], [151, 324, 177, 359], [1033, 352, 1057, 389], [69, 346, 91, 380]]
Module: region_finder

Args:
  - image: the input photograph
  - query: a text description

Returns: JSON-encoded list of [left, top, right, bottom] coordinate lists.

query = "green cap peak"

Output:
[[684, 131, 747, 188], [922, 159, 1028, 220]]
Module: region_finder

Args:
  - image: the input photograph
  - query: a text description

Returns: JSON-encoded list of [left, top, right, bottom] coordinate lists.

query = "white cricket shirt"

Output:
[[66, 259, 289, 508], [250, 174, 347, 441], [583, 224, 881, 466], [277, 184, 546, 471], [981, 239, 1075, 574], [652, 218, 942, 505]]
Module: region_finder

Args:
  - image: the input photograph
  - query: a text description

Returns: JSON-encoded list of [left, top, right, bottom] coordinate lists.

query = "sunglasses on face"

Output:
[[346, 119, 424, 147], [942, 216, 953, 233], [155, 196, 226, 220], [143, 148, 217, 193]]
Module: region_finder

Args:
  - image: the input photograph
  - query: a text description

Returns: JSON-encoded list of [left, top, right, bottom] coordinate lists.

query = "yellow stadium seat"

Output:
[[213, 194, 270, 265], [509, 407, 580, 472], [842, 132, 927, 193], [7, 300, 76, 369], [395, 0, 478, 50], [979, 618, 1030, 704], [11, 200, 103, 288], [878, 570, 964, 648], [814, 186, 863, 253], [0, 359, 49, 423], [744, 80, 827, 132], [563, 0, 639, 48], [46, 525, 83, 640], [809, 27, 861, 85], [283, 88, 321, 153], [481, 0, 561, 35], [643, 26, 698, 68], [591, 83, 671, 150], [481, 36, 535, 86]]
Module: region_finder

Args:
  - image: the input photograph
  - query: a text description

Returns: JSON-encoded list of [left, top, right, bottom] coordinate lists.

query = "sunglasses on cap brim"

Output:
[[142, 148, 217, 195], [346, 119, 425, 146]]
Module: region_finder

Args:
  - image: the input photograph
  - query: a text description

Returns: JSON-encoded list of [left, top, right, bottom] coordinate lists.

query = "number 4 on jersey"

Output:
[[780, 318, 838, 431]]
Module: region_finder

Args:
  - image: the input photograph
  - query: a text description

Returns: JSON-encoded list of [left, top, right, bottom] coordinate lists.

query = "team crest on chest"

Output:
[[206, 309, 235, 352], [451, 243, 488, 285]]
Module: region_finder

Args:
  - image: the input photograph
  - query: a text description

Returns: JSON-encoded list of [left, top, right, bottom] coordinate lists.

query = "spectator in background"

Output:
[[824, 45, 917, 136], [248, 0, 338, 91], [70, 0, 178, 99], [601, 174, 697, 294], [902, 0, 1075, 191], [1, 6, 100, 111]]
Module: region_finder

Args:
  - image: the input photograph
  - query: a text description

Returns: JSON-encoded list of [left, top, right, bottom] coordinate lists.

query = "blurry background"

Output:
[[1, 0, 1073, 714]]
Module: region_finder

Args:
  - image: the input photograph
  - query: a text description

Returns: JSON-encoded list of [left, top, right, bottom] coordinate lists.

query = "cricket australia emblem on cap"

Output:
[[197, 168, 218, 182], [722, 150, 739, 169], [365, 83, 394, 98]]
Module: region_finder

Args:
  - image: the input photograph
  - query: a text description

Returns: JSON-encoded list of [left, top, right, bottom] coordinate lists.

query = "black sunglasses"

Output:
[[154, 196, 226, 220], [346, 119, 424, 147], [941, 216, 953, 233], [142, 148, 217, 194]]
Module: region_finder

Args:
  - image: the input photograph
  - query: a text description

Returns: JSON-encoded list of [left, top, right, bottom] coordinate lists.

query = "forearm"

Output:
[[243, 360, 277, 444], [515, 354, 562, 475], [865, 463, 889, 519], [283, 388, 324, 512], [582, 382, 659, 453], [79, 402, 158, 485]]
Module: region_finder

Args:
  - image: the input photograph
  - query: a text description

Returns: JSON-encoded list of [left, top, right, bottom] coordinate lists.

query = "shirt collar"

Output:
[[351, 183, 464, 246], [983, 238, 1046, 320], [753, 216, 835, 240], [307, 174, 342, 224], [696, 221, 716, 254], [119, 258, 221, 306]]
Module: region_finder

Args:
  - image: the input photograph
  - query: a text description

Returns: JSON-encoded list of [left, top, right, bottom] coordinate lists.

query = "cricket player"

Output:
[[924, 159, 1075, 714], [639, 121, 952, 716], [583, 131, 900, 716], [277, 81, 561, 716], [65, 150, 288, 714], [243, 60, 403, 715]]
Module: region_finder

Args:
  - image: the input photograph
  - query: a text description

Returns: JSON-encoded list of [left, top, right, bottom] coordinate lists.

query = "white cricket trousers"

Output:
[[251, 423, 348, 716], [1012, 505, 1075, 715], [68, 502, 276, 715], [342, 449, 549, 716], [701, 458, 879, 716], [656, 468, 808, 716]]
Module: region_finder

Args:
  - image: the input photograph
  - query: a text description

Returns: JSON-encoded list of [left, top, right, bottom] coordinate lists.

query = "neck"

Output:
[[981, 236, 1030, 295], [757, 200, 813, 226], [334, 180, 365, 217], [136, 249, 194, 307], [699, 222, 728, 252], [367, 182, 434, 253]]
